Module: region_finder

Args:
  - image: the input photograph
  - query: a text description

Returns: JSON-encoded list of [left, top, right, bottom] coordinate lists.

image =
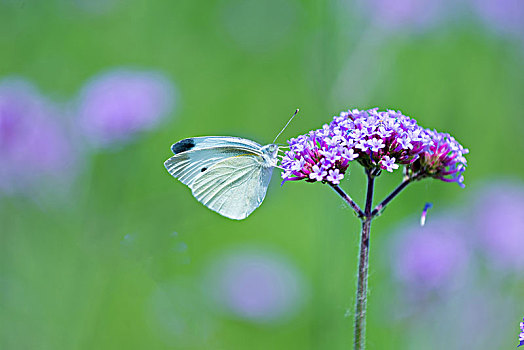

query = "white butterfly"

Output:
[[164, 110, 298, 220]]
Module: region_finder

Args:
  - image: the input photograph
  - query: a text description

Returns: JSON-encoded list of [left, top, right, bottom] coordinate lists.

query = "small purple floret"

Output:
[[309, 165, 327, 182], [326, 169, 344, 185], [380, 155, 399, 172]]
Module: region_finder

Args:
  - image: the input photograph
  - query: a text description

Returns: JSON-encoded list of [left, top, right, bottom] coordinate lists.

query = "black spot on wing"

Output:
[[201, 167, 207, 172], [171, 138, 195, 154]]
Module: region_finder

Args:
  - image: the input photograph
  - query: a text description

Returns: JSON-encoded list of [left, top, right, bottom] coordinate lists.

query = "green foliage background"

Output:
[[1, 0, 523, 349]]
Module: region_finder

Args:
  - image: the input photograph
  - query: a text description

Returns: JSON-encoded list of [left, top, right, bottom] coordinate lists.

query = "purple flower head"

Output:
[[203, 248, 308, 323], [392, 216, 469, 294], [472, 181, 524, 271], [281, 107, 433, 184], [77, 68, 176, 148], [281, 108, 468, 187], [0, 78, 73, 195], [410, 129, 469, 187]]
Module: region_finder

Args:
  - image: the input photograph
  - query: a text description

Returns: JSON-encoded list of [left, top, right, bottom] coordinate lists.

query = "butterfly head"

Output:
[[261, 143, 279, 166]]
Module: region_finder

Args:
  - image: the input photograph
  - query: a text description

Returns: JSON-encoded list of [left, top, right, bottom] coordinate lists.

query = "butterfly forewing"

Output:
[[171, 136, 263, 155], [165, 136, 277, 219], [164, 147, 257, 187], [191, 155, 273, 220]]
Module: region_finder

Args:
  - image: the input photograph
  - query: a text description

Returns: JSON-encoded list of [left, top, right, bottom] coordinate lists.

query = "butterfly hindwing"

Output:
[[191, 155, 273, 220], [164, 136, 277, 219]]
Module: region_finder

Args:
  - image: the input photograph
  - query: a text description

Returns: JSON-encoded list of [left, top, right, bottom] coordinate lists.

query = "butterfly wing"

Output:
[[164, 137, 262, 187], [170, 136, 263, 155], [165, 147, 256, 187], [191, 155, 274, 220]]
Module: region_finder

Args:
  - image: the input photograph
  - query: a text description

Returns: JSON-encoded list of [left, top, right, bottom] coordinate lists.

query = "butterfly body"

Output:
[[164, 136, 278, 220]]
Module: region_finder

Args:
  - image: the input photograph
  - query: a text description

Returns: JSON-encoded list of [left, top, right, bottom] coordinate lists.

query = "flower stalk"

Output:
[[330, 183, 364, 218], [336, 170, 412, 350], [280, 107, 469, 350], [353, 170, 374, 349]]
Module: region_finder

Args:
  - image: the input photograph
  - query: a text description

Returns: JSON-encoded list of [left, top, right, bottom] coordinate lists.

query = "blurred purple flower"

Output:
[[472, 181, 524, 270], [203, 248, 308, 323], [77, 68, 176, 148], [355, 0, 446, 31], [471, 0, 524, 39], [392, 216, 469, 294], [0, 78, 73, 195], [399, 287, 516, 349]]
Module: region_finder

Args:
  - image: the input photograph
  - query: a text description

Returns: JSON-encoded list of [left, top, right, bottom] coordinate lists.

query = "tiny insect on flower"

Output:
[[420, 202, 433, 226]]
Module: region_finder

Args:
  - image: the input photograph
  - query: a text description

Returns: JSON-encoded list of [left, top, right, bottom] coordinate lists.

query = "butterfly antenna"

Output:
[[273, 108, 299, 144]]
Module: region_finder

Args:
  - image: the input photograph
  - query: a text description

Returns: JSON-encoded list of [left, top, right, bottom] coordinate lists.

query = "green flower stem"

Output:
[[331, 171, 420, 349], [371, 178, 411, 217], [371, 173, 422, 217], [330, 183, 364, 218], [353, 170, 375, 350]]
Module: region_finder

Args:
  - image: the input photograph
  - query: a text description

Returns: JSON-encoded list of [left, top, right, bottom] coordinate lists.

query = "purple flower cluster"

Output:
[[411, 129, 469, 187], [281, 108, 468, 186]]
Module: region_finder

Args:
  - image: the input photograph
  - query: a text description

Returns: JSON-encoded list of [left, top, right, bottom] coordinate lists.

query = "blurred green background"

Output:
[[1, 0, 523, 349]]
